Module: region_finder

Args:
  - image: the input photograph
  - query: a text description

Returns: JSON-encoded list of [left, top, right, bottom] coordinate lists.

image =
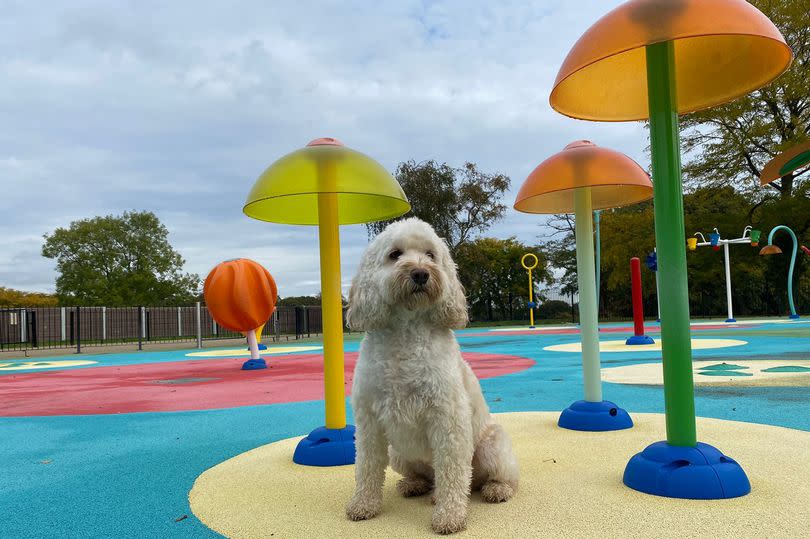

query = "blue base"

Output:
[[293, 425, 356, 466], [789, 314, 800, 319], [246, 344, 268, 350], [558, 400, 633, 431], [241, 358, 267, 370], [725, 318, 737, 323], [623, 441, 750, 499], [625, 334, 655, 345], [529, 326, 535, 329]]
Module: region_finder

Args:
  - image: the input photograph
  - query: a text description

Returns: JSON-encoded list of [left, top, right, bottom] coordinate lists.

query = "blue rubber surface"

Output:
[[1, 319, 809, 537]]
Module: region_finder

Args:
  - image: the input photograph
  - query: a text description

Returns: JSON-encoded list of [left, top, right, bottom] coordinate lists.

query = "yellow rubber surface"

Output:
[[189, 412, 810, 538], [604, 359, 810, 387], [544, 338, 747, 353], [185, 345, 322, 357]]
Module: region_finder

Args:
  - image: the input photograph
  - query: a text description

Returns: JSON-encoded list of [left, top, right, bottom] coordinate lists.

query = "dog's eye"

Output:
[[426, 251, 435, 260], [389, 249, 402, 261]]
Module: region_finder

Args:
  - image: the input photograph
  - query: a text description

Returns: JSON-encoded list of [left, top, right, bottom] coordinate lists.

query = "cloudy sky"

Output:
[[0, 0, 648, 298]]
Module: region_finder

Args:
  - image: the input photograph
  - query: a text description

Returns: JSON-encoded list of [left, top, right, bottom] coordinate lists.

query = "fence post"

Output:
[[61, 307, 66, 341], [212, 319, 217, 337], [195, 302, 202, 349], [76, 306, 81, 354], [29, 310, 38, 348], [20, 308, 26, 344], [138, 307, 144, 351], [177, 306, 182, 338], [274, 309, 280, 342], [571, 291, 576, 324], [102, 306, 107, 342]]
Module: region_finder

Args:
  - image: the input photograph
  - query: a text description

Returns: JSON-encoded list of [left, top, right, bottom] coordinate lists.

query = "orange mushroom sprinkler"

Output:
[[551, 0, 792, 499], [515, 140, 652, 432], [244, 138, 410, 466], [203, 258, 277, 370]]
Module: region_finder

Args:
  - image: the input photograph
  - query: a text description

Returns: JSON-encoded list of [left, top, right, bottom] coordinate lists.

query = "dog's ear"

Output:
[[346, 248, 386, 331], [432, 242, 469, 329]]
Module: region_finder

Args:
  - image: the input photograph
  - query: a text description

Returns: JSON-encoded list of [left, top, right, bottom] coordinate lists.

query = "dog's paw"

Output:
[[397, 476, 432, 497], [431, 506, 467, 535], [481, 480, 514, 503], [346, 494, 382, 521]]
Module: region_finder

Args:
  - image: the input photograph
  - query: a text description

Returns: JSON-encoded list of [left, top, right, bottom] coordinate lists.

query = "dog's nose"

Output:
[[410, 269, 429, 286]]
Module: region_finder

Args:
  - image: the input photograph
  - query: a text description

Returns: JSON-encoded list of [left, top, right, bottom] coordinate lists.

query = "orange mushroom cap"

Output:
[[203, 258, 277, 332], [760, 140, 810, 185], [514, 140, 653, 214], [550, 0, 792, 121]]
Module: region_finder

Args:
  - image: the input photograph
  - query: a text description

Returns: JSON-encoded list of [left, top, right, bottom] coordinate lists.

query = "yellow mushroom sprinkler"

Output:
[[521, 253, 539, 328], [244, 138, 410, 466]]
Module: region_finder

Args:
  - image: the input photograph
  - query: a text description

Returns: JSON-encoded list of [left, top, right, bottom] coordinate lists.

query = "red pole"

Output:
[[631, 257, 645, 336]]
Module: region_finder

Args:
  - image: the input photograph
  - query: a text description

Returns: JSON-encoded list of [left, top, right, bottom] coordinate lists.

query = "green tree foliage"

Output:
[[42, 211, 200, 306], [558, 188, 810, 319], [277, 295, 322, 307], [681, 0, 809, 198], [455, 237, 551, 322], [366, 160, 510, 251], [0, 287, 58, 307]]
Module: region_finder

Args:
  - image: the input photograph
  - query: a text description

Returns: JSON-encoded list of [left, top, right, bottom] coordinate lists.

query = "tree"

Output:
[[681, 0, 809, 198], [0, 287, 58, 307], [455, 237, 551, 322], [366, 160, 510, 251], [542, 214, 578, 296], [42, 211, 200, 306]]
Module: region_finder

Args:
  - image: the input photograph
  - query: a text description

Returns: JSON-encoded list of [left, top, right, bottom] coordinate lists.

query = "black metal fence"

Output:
[[0, 304, 336, 353]]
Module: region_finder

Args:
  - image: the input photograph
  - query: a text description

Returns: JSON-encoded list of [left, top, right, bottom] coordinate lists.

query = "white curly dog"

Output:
[[345, 218, 519, 535]]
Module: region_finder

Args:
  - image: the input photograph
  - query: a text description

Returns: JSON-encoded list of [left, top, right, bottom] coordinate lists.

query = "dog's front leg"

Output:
[[346, 406, 388, 521], [428, 411, 473, 534]]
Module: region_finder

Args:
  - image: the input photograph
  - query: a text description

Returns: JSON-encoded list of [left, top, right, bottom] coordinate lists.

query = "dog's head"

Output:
[[347, 218, 468, 331]]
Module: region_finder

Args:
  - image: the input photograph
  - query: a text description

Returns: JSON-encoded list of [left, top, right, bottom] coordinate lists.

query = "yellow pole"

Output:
[[317, 161, 346, 429], [527, 268, 535, 327], [254, 324, 264, 345], [521, 253, 539, 328]]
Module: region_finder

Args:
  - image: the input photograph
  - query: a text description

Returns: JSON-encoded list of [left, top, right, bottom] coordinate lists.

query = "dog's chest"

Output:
[[373, 361, 437, 455]]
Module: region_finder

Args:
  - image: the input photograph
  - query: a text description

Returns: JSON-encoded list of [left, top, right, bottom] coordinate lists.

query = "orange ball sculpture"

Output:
[[204, 258, 277, 370]]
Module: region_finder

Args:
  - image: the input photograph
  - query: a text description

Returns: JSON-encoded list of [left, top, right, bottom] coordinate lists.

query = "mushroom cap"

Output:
[[759, 245, 783, 256], [760, 140, 810, 185], [514, 140, 653, 215], [244, 138, 410, 225], [550, 0, 792, 121], [203, 258, 277, 332]]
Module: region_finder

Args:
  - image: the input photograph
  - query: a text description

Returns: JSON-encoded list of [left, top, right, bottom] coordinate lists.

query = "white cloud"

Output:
[[0, 0, 651, 298]]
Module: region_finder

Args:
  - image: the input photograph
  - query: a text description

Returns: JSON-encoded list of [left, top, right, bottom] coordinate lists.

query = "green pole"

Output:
[[645, 41, 697, 447], [766, 225, 799, 318], [594, 209, 602, 314]]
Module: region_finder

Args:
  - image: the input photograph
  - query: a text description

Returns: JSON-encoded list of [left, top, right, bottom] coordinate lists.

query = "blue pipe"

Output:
[[766, 225, 800, 319]]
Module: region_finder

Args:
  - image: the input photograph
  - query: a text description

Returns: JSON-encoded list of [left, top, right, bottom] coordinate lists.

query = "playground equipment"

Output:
[[203, 259, 277, 370], [626, 257, 654, 345], [760, 140, 810, 189], [515, 140, 652, 431], [244, 137, 409, 466], [688, 226, 760, 322], [759, 226, 801, 319], [550, 0, 791, 498], [521, 253, 540, 328]]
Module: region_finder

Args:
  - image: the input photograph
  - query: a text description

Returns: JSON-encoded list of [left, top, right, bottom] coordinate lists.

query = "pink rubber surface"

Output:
[[1, 352, 534, 417]]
